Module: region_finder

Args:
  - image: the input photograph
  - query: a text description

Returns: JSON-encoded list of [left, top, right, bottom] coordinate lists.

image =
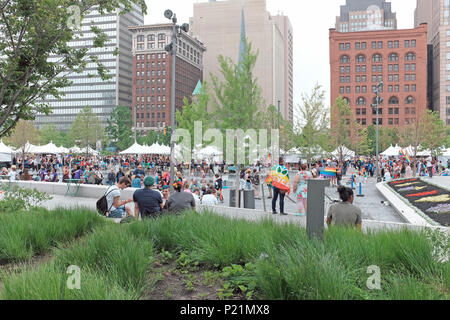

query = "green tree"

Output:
[[211, 40, 264, 132], [330, 96, 352, 162], [295, 84, 329, 164], [4, 119, 41, 148], [358, 128, 373, 156], [419, 110, 447, 156], [40, 124, 72, 147], [106, 106, 134, 151], [69, 106, 105, 151], [0, 0, 147, 137], [175, 82, 212, 149]]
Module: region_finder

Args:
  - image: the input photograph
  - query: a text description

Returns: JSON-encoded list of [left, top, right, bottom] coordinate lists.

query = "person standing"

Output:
[[292, 163, 312, 217], [426, 156, 434, 179], [271, 157, 289, 215], [250, 169, 260, 199]]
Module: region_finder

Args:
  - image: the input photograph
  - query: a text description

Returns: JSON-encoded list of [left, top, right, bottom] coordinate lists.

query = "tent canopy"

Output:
[[331, 146, 355, 160], [0, 140, 14, 154]]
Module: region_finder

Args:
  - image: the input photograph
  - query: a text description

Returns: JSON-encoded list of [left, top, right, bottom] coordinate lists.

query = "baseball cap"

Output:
[[144, 176, 155, 187]]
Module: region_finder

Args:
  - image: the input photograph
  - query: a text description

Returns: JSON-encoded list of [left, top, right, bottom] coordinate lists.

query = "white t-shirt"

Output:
[[192, 193, 201, 206], [105, 185, 121, 211], [9, 170, 18, 182], [201, 194, 218, 206]]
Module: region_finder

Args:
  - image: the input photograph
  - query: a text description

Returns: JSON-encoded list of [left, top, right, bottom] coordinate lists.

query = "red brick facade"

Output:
[[329, 24, 428, 128], [130, 24, 205, 135]]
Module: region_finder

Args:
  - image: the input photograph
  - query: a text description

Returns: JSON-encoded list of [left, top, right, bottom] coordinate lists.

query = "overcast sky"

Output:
[[144, 0, 416, 111]]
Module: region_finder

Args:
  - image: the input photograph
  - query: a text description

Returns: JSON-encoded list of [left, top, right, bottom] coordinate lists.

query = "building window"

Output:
[[355, 86, 360, 93], [346, 86, 351, 94], [388, 96, 399, 105], [411, 40, 416, 47], [356, 97, 366, 105], [378, 41, 383, 49], [394, 40, 399, 48], [388, 85, 393, 92], [405, 85, 410, 92], [405, 96, 415, 104], [412, 85, 416, 92], [372, 54, 382, 62], [362, 118, 367, 125], [356, 42, 361, 50], [388, 41, 393, 48], [362, 86, 367, 93], [356, 54, 366, 63], [405, 40, 410, 48], [137, 35, 144, 42], [361, 42, 367, 50], [372, 41, 376, 49], [389, 53, 399, 62], [406, 52, 416, 61]]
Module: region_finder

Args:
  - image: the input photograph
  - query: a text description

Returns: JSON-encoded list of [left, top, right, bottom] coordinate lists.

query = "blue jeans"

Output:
[[108, 206, 126, 218], [272, 188, 285, 213]]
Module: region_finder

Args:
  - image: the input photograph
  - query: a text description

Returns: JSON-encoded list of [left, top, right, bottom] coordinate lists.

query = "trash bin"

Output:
[[229, 189, 242, 208], [243, 190, 255, 209]]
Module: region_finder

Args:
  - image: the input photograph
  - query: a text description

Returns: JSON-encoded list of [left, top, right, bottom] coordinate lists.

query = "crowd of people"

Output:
[[1, 152, 449, 229]]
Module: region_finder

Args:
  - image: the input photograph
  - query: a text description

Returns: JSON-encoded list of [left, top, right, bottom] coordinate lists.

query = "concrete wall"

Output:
[[2, 180, 448, 235]]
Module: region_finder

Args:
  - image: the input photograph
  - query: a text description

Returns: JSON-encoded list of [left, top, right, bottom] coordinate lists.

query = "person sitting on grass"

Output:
[[133, 176, 163, 220], [166, 180, 196, 213], [106, 177, 133, 219], [326, 186, 362, 230]]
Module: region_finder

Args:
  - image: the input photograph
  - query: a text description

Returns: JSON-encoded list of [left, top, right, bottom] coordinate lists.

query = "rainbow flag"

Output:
[[265, 165, 290, 194], [399, 150, 411, 164], [320, 167, 337, 178]]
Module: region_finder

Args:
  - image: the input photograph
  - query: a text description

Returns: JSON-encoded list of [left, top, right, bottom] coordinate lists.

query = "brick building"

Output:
[[129, 24, 206, 134], [329, 24, 428, 128]]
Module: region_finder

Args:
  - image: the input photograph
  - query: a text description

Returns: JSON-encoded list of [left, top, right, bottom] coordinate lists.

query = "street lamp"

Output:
[[164, 9, 189, 194], [371, 81, 383, 183]]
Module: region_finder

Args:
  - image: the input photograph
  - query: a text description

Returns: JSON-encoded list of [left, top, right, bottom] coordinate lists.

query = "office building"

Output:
[[329, 24, 428, 128], [415, 0, 450, 125], [190, 0, 294, 122], [35, 4, 144, 131], [128, 24, 206, 134], [336, 0, 397, 32]]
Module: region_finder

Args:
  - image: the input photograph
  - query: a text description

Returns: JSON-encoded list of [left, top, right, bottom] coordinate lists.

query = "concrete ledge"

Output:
[[376, 182, 433, 227], [197, 205, 450, 235]]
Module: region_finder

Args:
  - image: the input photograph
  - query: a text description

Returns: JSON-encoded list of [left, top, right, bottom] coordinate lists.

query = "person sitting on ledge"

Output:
[[326, 186, 362, 230], [106, 177, 133, 219], [166, 180, 196, 213]]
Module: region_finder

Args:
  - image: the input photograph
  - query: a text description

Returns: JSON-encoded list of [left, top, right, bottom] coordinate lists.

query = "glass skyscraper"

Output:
[[35, 4, 144, 131]]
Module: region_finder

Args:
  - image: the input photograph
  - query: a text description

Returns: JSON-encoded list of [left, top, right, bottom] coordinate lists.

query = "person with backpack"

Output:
[[102, 177, 133, 219]]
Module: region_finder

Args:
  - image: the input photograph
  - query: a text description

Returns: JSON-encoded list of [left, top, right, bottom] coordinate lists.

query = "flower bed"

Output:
[[388, 178, 450, 227]]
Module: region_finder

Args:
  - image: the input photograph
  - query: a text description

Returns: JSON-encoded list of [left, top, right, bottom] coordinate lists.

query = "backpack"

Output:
[[96, 186, 116, 216]]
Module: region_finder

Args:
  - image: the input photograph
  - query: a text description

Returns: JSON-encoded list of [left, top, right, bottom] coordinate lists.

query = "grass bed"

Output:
[[0, 208, 105, 263], [1, 210, 448, 300], [1, 224, 155, 300]]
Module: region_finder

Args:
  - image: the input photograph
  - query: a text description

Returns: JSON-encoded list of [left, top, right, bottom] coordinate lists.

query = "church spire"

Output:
[[238, 7, 247, 65]]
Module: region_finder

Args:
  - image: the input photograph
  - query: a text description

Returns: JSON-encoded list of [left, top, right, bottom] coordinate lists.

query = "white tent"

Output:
[[57, 146, 70, 154], [148, 143, 170, 155], [381, 145, 402, 157], [331, 146, 356, 160], [443, 148, 450, 157], [0, 140, 13, 162], [80, 146, 99, 155], [70, 146, 82, 154], [17, 141, 39, 154], [120, 142, 147, 155], [33, 142, 60, 154], [417, 149, 431, 157]]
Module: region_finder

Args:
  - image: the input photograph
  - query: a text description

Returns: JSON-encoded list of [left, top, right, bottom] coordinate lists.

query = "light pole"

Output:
[[164, 9, 189, 194], [278, 100, 281, 158], [371, 81, 383, 183]]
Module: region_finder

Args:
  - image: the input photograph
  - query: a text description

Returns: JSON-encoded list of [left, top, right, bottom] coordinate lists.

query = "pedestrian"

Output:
[[292, 163, 312, 217], [271, 157, 290, 215], [250, 169, 260, 199]]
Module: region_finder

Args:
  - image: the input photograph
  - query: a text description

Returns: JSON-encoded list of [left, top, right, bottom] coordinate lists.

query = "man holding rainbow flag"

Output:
[[265, 157, 290, 215]]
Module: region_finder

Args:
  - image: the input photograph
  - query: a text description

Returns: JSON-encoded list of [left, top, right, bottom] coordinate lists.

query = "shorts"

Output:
[[108, 206, 126, 219]]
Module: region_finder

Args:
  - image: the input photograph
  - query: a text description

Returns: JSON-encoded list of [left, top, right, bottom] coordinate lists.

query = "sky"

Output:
[[143, 0, 416, 112]]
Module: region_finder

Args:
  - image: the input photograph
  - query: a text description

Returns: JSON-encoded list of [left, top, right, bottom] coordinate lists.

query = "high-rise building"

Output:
[[189, 0, 294, 122], [329, 24, 428, 128], [35, 4, 144, 131], [336, 0, 397, 33], [128, 24, 206, 134], [415, 0, 450, 126]]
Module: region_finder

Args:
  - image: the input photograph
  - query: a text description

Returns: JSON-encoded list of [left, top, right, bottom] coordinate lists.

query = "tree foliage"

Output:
[[0, 0, 147, 137], [105, 105, 133, 151], [295, 84, 329, 163], [69, 106, 105, 149], [330, 96, 352, 162]]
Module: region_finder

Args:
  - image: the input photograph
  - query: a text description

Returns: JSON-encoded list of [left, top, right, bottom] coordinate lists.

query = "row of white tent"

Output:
[[381, 144, 450, 157], [0, 140, 100, 157]]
